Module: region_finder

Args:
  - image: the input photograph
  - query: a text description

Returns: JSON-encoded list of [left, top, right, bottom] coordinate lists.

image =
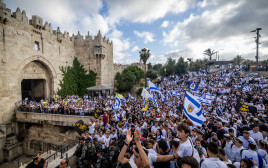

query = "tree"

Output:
[[175, 57, 188, 76], [147, 62, 152, 70], [123, 65, 144, 83], [187, 58, 193, 71], [58, 57, 97, 97], [203, 48, 216, 61], [146, 69, 158, 80], [232, 55, 244, 66], [139, 48, 151, 87], [152, 63, 162, 71], [115, 65, 144, 92]]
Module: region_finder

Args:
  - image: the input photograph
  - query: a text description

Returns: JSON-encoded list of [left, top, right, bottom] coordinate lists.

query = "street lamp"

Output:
[[251, 28, 262, 65], [164, 68, 166, 77]]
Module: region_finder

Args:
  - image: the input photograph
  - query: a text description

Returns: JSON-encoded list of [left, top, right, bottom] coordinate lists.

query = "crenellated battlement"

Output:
[[0, 0, 112, 46]]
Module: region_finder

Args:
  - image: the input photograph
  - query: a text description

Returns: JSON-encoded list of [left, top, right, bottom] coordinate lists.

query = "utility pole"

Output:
[[251, 28, 262, 65]]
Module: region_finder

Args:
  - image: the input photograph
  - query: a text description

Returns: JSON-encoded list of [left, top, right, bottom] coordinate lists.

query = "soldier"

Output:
[[74, 137, 84, 168], [81, 137, 96, 168]]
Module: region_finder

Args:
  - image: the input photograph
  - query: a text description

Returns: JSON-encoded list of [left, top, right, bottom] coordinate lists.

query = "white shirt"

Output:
[[224, 141, 233, 160], [238, 136, 256, 148], [177, 139, 193, 157], [200, 157, 228, 168], [231, 146, 245, 162], [88, 122, 95, 134], [249, 130, 264, 142]]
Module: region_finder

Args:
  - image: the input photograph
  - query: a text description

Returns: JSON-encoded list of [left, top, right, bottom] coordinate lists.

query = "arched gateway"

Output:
[[17, 56, 57, 101]]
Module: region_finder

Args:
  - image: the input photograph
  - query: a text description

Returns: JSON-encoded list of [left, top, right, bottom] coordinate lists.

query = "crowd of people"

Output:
[[24, 68, 268, 168]]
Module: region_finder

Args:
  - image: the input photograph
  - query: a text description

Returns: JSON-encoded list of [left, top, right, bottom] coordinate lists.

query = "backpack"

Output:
[[85, 143, 96, 160]]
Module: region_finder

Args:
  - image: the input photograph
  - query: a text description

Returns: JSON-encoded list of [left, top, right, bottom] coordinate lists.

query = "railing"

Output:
[[16, 140, 77, 168], [45, 140, 76, 162]]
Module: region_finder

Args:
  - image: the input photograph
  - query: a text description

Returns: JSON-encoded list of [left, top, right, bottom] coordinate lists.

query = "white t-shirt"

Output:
[[177, 139, 193, 157], [88, 122, 95, 134]]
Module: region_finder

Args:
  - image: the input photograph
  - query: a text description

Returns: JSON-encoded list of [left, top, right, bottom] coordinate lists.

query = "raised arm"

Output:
[[118, 130, 132, 164], [134, 130, 150, 168]]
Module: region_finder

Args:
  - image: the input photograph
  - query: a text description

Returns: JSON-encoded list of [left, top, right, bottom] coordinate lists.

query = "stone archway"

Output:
[[17, 56, 57, 100]]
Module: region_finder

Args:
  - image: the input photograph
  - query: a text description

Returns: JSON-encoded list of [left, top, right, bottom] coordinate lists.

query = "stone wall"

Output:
[[0, 1, 114, 162]]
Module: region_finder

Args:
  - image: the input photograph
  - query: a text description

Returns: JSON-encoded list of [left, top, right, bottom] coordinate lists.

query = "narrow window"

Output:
[[34, 41, 39, 51]]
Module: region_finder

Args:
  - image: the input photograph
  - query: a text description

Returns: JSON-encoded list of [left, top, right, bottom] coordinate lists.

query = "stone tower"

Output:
[[0, 1, 114, 161]]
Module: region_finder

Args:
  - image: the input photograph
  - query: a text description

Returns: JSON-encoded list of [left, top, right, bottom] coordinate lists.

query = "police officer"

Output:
[[81, 137, 96, 168], [74, 137, 84, 168]]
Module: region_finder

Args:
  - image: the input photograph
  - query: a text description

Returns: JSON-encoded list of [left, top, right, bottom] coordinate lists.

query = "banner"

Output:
[[235, 102, 257, 114], [74, 120, 88, 135]]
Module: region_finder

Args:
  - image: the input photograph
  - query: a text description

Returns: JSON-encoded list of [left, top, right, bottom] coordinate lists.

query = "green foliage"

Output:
[[58, 57, 97, 97], [137, 88, 143, 95], [146, 69, 158, 80], [123, 65, 144, 83], [115, 65, 144, 92], [232, 55, 244, 66], [203, 48, 216, 60], [139, 48, 151, 86], [147, 62, 152, 70], [152, 63, 162, 71], [175, 57, 188, 75], [188, 58, 208, 72]]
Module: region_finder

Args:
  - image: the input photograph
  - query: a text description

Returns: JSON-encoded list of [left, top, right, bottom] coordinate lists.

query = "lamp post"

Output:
[[164, 68, 166, 77], [251, 28, 262, 65]]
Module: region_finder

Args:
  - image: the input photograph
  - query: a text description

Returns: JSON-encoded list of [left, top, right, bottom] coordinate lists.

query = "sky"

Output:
[[4, 0, 268, 64]]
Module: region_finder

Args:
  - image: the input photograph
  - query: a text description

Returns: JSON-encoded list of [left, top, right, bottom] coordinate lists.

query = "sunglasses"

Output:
[[60, 162, 66, 165]]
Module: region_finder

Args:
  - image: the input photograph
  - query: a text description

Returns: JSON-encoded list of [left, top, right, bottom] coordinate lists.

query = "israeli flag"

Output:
[[148, 79, 163, 95], [149, 94, 158, 107], [188, 81, 199, 91], [242, 86, 252, 92], [205, 94, 216, 100], [202, 98, 212, 105], [194, 95, 203, 102], [183, 92, 205, 127], [128, 92, 136, 100], [172, 91, 181, 97], [216, 107, 223, 116], [200, 79, 206, 87], [112, 97, 121, 110]]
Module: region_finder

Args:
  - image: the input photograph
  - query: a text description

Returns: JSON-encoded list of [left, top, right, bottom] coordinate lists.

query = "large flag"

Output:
[[188, 81, 199, 91], [148, 80, 162, 95], [183, 92, 205, 127], [128, 92, 136, 100], [116, 93, 126, 102], [242, 86, 252, 92], [141, 88, 152, 99], [149, 94, 158, 107], [112, 97, 121, 110]]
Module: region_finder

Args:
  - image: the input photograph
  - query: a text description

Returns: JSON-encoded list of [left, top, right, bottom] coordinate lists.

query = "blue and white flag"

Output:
[[242, 86, 252, 92], [205, 94, 216, 100], [172, 91, 181, 97], [112, 97, 121, 110], [188, 81, 199, 91], [200, 79, 206, 87], [128, 92, 136, 100], [216, 107, 223, 116], [148, 80, 163, 95], [149, 94, 158, 107], [183, 92, 205, 127]]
